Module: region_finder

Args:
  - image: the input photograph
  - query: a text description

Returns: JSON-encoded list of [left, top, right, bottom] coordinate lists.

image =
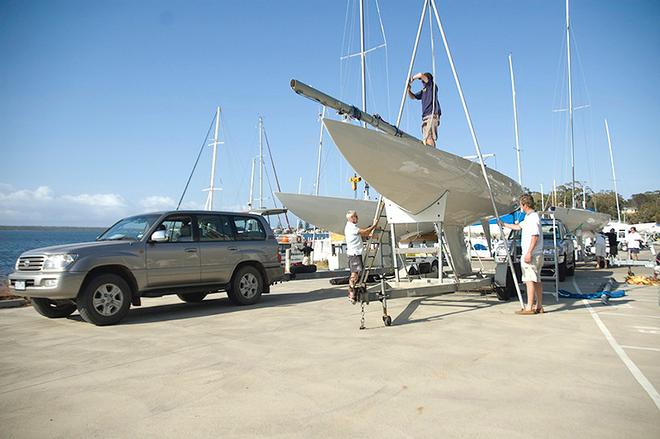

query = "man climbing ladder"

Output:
[[344, 209, 378, 304]]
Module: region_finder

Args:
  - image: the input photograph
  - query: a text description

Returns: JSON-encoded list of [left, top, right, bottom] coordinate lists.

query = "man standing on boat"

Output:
[[407, 72, 441, 147], [344, 210, 378, 304], [499, 194, 544, 315]]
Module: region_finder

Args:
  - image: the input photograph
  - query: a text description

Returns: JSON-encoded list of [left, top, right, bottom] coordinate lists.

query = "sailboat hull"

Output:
[[323, 119, 522, 226], [550, 207, 610, 234], [275, 192, 437, 239]]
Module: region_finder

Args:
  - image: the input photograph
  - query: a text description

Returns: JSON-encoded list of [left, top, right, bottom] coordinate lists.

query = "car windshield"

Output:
[[97, 214, 161, 241], [510, 223, 561, 241]]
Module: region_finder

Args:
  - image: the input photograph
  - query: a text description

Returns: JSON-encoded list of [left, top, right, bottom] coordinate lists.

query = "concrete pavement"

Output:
[[0, 262, 658, 438]]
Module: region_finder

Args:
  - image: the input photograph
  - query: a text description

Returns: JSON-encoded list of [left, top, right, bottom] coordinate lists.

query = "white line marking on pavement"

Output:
[[637, 329, 660, 334], [598, 312, 660, 319], [633, 326, 660, 331], [573, 279, 660, 411], [621, 345, 660, 353]]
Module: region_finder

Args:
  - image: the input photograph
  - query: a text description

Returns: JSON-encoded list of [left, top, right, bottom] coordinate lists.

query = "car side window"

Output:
[[198, 215, 234, 241], [157, 216, 194, 242], [232, 216, 266, 241]]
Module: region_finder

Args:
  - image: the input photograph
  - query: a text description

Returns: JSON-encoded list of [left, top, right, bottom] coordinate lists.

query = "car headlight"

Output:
[[543, 248, 555, 256], [42, 254, 78, 272]]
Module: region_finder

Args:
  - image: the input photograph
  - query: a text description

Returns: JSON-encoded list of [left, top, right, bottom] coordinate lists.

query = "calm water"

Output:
[[0, 229, 103, 277]]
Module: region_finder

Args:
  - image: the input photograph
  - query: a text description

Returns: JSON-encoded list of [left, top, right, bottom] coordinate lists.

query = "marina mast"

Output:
[[258, 116, 264, 209], [359, 0, 367, 128], [204, 106, 223, 210], [566, 0, 576, 208], [508, 53, 523, 187], [605, 119, 622, 223]]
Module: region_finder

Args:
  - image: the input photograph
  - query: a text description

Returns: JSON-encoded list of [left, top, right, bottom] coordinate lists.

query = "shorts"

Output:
[[521, 254, 543, 283], [348, 255, 364, 274], [421, 114, 440, 145], [629, 248, 640, 254]]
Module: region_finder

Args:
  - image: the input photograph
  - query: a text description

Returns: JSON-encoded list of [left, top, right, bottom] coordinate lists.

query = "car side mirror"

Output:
[[151, 230, 169, 242]]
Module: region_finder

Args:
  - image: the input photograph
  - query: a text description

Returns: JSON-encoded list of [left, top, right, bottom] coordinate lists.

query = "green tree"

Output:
[[629, 191, 660, 223]]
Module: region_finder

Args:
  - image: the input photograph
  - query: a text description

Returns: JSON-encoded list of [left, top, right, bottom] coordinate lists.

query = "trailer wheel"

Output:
[[383, 315, 392, 326]]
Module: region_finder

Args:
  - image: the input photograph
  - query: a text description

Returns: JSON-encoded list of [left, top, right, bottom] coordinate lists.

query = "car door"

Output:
[[197, 214, 236, 285], [230, 215, 268, 263], [146, 214, 201, 287]]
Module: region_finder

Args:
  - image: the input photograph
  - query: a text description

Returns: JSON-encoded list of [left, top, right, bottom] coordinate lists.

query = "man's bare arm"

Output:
[[498, 221, 522, 231], [358, 223, 378, 237]]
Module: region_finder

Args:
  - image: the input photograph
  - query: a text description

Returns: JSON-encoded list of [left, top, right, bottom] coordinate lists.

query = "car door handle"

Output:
[[228, 247, 238, 251], [184, 248, 198, 253]]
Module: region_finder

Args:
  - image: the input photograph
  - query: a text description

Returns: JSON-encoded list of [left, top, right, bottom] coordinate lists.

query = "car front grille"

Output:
[[17, 256, 45, 271]]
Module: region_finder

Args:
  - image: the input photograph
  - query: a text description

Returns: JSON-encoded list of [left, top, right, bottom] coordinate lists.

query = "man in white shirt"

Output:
[[344, 210, 378, 304], [626, 227, 642, 261], [500, 194, 544, 315]]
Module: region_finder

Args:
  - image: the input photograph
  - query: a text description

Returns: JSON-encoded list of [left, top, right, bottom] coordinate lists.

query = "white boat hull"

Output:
[[323, 119, 522, 226], [550, 207, 611, 234], [275, 192, 436, 238]]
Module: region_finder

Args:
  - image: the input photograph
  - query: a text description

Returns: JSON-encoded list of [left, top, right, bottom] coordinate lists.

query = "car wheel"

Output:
[[431, 260, 439, 273], [77, 274, 131, 326], [227, 266, 263, 306], [558, 260, 567, 282], [177, 292, 208, 303], [31, 298, 76, 319], [567, 259, 575, 276]]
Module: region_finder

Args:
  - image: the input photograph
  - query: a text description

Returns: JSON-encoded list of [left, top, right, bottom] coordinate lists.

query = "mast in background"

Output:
[[258, 116, 264, 209], [314, 107, 326, 196], [248, 158, 255, 209], [566, 0, 576, 208], [204, 106, 223, 210], [508, 53, 522, 187], [605, 119, 622, 223], [359, 0, 367, 128]]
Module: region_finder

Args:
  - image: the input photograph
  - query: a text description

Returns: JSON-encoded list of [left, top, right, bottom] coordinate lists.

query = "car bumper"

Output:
[[7, 271, 85, 299], [264, 265, 285, 284]]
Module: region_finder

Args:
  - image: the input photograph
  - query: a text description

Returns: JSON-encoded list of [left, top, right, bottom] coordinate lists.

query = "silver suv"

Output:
[[8, 211, 283, 325]]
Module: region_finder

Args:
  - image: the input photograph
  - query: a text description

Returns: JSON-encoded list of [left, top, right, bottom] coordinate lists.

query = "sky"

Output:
[[1, 0, 658, 227]]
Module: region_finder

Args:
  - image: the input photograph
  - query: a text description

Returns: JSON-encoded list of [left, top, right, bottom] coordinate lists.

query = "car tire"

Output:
[[77, 274, 131, 326], [558, 260, 567, 282], [227, 266, 263, 306], [177, 292, 208, 303], [31, 298, 77, 319], [567, 259, 575, 276]]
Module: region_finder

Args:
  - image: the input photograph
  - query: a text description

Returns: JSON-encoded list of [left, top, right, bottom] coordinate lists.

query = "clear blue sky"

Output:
[[1, 0, 658, 226]]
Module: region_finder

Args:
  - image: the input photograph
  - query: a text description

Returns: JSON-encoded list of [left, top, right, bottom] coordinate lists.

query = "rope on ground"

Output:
[[558, 289, 625, 300]]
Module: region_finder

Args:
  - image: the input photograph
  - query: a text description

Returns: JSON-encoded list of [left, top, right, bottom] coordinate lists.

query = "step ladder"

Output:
[[356, 196, 394, 329]]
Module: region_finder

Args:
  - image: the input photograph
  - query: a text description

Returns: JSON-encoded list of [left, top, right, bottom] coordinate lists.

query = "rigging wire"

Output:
[[262, 126, 292, 229], [176, 111, 217, 210]]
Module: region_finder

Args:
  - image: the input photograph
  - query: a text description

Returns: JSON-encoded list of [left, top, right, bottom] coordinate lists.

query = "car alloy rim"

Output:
[[92, 283, 124, 316], [239, 273, 258, 298]]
